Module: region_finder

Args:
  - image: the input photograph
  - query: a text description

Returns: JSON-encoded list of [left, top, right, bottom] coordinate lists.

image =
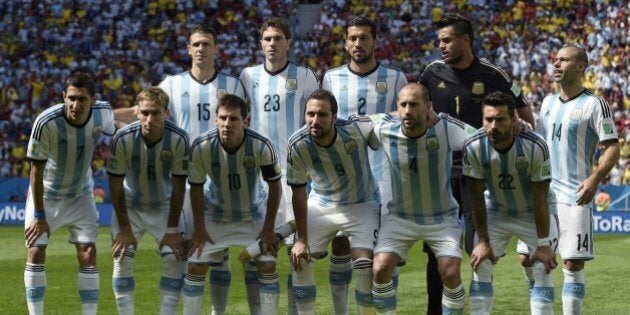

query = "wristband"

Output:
[[165, 226, 179, 234], [537, 237, 550, 247], [34, 210, 46, 220]]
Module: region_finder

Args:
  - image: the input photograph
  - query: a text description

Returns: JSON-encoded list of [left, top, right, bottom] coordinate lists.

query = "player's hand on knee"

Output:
[[25, 219, 50, 247], [160, 232, 186, 260], [532, 246, 557, 274], [258, 229, 279, 256], [290, 239, 311, 271], [189, 230, 213, 258], [112, 227, 138, 261], [470, 241, 495, 270]]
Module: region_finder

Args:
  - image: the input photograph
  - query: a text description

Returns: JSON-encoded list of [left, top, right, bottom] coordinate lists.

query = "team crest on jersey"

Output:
[[541, 164, 550, 177], [30, 139, 40, 155], [161, 150, 173, 162], [286, 79, 297, 91], [603, 122, 614, 135], [569, 109, 582, 122], [516, 157, 529, 170], [243, 155, 256, 169], [107, 158, 117, 170], [344, 140, 358, 154], [426, 137, 439, 151], [376, 81, 387, 94], [472, 81, 485, 95], [93, 126, 103, 137], [182, 160, 189, 170], [217, 89, 227, 98]]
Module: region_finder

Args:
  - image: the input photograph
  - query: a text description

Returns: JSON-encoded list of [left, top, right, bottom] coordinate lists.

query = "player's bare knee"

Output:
[[331, 236, 350, 255], [372, 254, 396, 283], [188, 263, 209, 276], [76, 243, 97, 266], [257, 261, 277, 274], [563, 259, 584, 271], [27, 246, 46, 263], [518, 254, 533, 267], [438, 258, 462, 287]]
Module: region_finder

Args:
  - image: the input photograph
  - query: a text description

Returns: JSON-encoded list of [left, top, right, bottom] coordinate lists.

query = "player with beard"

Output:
[[288, 89, 380, 314], [419, 15, 535, 314], [463, 91, 558, 314], [321, 16, 407, 313]]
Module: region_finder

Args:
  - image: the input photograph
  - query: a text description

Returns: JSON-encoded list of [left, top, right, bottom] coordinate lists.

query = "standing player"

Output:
[[23, 71, 115, 315], [239, 17, 319, 314], [519, 45, 619, 314], [114, 24, 250, 314], [463, 91, 558, 314], [288, 89, 380, 315], [107, 87, 189, 315], [419, 14, 535, 313], [371, 83, 475, 315], [321, 16, 407, 313], [184, 94, 282, 315]]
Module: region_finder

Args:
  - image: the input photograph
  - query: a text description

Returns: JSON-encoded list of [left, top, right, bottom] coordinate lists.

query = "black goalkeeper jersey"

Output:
[[419, 57, 526, 129]]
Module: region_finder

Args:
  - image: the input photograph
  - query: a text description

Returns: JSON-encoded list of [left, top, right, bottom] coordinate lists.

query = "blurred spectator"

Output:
[[595, 189, 611, 211], [0, 0, 628, 188]]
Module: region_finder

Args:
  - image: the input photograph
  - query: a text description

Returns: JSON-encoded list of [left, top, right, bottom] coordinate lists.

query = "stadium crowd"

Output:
[[0, 0, 628, 187]]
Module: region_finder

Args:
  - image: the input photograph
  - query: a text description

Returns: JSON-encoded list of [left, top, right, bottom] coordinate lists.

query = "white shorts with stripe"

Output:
[[25, 193, 99, 246], [187, 219, 275, 264], [484, 213, 559, 258], [110, 205, 185, 254], [517, 203, 592, 260], [305, 200, 380, 254], [375, 214, 463, 260]]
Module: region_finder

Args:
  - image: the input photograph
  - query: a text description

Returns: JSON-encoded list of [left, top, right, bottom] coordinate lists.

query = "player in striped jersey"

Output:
[[114, 24, 250, 313], [239, 17, 320, 314], [419, 15, 536, 314], [321, 16, 408, 312], [24, 72, 115, 315], [106, 87, 189, 315], [287, 89, 380, 315], [371, 83, 475, 315], [463, 91, 558, 314], [184, 94, 282, 315], [518, 45, 620, 314]]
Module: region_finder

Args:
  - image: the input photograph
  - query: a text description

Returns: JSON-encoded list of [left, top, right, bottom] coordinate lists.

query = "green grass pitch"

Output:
[[1, 226, 628, 314]]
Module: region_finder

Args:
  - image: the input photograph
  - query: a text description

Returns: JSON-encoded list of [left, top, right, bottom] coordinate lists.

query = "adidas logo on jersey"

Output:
[[437, 82, 446, 89]]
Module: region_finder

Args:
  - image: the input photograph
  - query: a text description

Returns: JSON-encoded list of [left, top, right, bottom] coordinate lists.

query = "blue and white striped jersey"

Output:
[[322, 64, 407, 117], [463, 128, 555, 218], [107, 120, 189, 210], [159, 71, 248, 140], [27, 101, 115, 199], [287, 115, 379, 206], [188, 128, 281, 222], [240, 62, 319, 170], [322, 63, 407, 189], [374, 113, 475, 224], [537, 90, 618, 204]]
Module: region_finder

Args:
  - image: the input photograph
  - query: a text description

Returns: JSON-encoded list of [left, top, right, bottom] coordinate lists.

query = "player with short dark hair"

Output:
[[419, 14, 535, 313], [464, 91, 558, 314], [321, 16, 408, 312], [185, 94, 282, 315], [24, 71, 116, 315], [239, 17, 319, 313], [288, 89, 380, 314]]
